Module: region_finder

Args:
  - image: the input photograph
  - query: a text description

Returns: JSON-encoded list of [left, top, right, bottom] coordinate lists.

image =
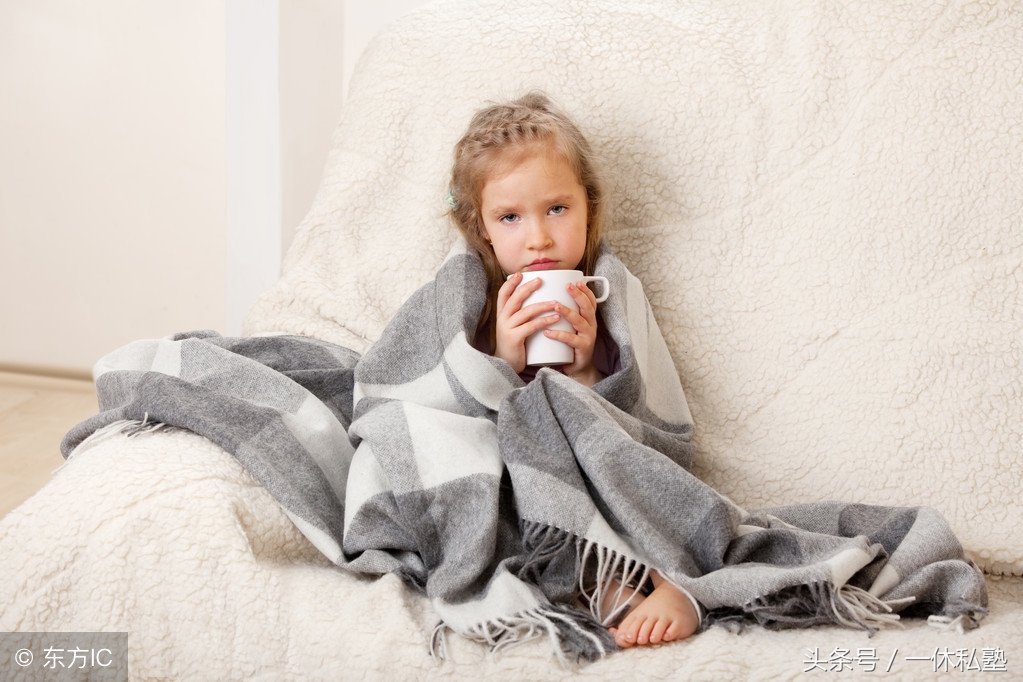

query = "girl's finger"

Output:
[[501, 274, 543, 312], [551, 302, 593, 337], [552, 300, 583, 324], [567, 282, 597, 316], [514, 300, 558, 324], [543, 327, 578, 348], [496, 272, 523, 309], [529, 313, 561, 335]]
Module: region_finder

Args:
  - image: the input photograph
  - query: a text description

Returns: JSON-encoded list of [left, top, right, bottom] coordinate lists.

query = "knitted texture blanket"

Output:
[[63, 244, 987, 663]]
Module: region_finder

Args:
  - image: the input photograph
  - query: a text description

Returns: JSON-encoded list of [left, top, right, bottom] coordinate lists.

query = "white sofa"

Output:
[[2, 0, 1020, 678]]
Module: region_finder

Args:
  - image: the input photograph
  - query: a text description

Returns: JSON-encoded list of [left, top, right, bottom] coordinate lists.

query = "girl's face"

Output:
[[479, 149, 588, 275]]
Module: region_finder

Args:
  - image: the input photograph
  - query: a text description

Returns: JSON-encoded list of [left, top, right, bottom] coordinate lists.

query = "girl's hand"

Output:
[[545, 281, 603, 387], [493, 272, 562, 374]]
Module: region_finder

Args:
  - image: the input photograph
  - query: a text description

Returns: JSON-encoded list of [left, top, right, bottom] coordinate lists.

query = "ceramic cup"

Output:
[[518, 269, 610, 366]]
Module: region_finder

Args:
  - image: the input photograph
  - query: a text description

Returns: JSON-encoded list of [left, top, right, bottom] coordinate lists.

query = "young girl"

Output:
[[447, 91, 700, 648]]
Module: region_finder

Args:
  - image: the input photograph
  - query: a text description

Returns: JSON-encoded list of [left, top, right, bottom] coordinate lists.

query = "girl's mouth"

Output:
[[525, 259, 559, 271]]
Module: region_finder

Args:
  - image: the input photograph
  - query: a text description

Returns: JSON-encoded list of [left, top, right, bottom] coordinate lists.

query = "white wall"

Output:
[[0, 0, 424, 375], [281, 0, 347, 253], [0, 0, 228, 373], [279, 0, 427, 254], [226, 0, 285, 340]]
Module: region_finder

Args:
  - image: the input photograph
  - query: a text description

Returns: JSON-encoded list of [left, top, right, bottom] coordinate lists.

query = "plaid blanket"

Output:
[[63, 243, 987, 663]]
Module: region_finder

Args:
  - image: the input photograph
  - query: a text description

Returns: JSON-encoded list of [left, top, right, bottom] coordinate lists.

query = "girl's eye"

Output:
[[499, 214, 519, 224], [549, 205, 567, 216]]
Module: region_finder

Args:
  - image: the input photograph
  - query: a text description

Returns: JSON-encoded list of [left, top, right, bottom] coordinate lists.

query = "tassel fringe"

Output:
[[68, 415, 176, 460], [519, 520, 654, 628], [708, 581, 910, 635], [437, 604, 613, 667], [928, 614, 970, 634], [451, 521, 986, 664], [429, 622, 448, 660], [829, 584, 905, 633], [927, 601, 988, 633], [577, 540, 650, 627]]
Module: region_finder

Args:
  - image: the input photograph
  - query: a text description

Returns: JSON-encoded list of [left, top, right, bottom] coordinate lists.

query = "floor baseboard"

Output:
[[0, 362, 92, 383]]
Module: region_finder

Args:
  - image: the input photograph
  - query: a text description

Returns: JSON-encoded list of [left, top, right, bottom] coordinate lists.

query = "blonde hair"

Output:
[[448, 92, 606, 333]]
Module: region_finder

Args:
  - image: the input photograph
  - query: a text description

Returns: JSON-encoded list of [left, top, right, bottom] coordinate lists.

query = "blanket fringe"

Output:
[[926, 600, 988, 633], [429, 622, 448, 661], [708, 581, 908, 636], [829, 584, 905, 633], [577, 540, 650, 627], [519, 522, 574, 583], [519, 521, 653, 628], [436, 603, 614, 667], [928, 614, 970, 634], [68, 415, 176, 459]]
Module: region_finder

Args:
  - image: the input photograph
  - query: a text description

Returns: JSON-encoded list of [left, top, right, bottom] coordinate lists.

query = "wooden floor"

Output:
[[0, 371, 97, 519]]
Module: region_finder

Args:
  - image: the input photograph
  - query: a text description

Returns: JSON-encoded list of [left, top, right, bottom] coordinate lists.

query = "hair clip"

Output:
[[445, 189, 458, 210]]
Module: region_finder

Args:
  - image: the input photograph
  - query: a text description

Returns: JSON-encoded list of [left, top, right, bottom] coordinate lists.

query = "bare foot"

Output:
[[608, 572, 699, 648]]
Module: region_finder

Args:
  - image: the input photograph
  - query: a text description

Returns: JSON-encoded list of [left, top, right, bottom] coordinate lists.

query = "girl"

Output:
[[447, 92, 700, 648]]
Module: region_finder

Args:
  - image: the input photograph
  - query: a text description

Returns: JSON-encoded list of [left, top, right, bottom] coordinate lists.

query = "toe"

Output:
[[614, 616, 639, 648], [649, 618, 669, 644], [636, 617, 656, 645]]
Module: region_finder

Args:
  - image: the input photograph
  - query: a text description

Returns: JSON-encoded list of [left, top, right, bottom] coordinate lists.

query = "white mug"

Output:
[[517, 270, 610, 366]]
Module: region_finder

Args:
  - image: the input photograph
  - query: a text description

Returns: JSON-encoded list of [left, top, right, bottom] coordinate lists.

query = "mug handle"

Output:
[[582, 276, 610, 303]]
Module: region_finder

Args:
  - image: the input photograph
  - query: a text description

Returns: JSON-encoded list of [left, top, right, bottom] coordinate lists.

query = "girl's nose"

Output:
[[526, 219, 554, 249]]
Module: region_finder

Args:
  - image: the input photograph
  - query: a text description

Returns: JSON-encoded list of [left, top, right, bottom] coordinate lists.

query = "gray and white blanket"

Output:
[[63, 243, 987, 663]]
